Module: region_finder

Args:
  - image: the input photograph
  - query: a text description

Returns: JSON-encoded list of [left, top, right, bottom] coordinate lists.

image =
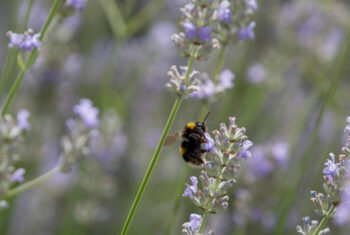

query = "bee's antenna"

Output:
[[203, 112, 211, 124]]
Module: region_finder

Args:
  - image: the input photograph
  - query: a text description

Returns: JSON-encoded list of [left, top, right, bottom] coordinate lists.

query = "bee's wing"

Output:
[[164, 131, 182, 146]]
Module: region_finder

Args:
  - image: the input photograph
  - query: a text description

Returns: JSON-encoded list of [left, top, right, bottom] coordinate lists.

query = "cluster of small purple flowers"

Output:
[[59, 98, 99, 172], [172, 0, 258, 59], [7, 29, 41, 51], [296, 116, 350, 234], [167, 0, 258, 100], [65, 0, 87, 10], [0, 109, 31, 207], [182, 117, 252, 233]]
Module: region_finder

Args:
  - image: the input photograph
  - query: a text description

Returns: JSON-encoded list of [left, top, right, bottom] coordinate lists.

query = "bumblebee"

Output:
[[165, 113, 210, 167]]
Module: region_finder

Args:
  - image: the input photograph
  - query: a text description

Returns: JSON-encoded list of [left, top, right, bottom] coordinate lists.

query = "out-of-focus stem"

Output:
[[4, 166, 60, 198], [99, 0, 127, 39], [121, 46, 198, 235]]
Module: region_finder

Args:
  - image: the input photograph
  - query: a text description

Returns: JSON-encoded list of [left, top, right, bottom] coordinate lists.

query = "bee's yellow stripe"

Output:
[[187, 122, 196, 130], [180, 147, 186, 155]]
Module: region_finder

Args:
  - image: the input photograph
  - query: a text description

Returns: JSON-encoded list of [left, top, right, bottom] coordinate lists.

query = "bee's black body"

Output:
[[180, 121, 208, 166]]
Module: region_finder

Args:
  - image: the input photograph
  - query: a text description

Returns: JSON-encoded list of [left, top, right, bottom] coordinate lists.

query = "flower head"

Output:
[[73, 99, 99, 128], [17, 109, 30, 131], [218, 0, 232, 23], [218, 69, 234, 90], [203, 133, 215, 152], [238, 22, 256, 41], [11, 168, 25, 183], [238, 140, 253, 159], [188, 213, 202, 231], [323, 153, 339, 182], [246, 0, 258, 11], [7, 30, 41, 51], [183, 176, 198, 199]]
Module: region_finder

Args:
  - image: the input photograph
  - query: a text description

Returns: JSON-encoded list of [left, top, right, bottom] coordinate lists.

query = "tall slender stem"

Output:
[[99, 0, 127, 39], [312, 205, 335, 235], [4, 166, 60, 198], [121, 47, 198, 235], [1, 0, 62, 116]]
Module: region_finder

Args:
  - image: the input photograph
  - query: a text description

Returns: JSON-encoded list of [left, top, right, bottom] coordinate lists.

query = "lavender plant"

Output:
[[296, 117, 350, 235], [182, 117, 252, 233]]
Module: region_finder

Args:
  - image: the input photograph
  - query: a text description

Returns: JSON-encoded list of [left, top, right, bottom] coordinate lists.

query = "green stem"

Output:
[[4, 166, 60, 198], [99, 0, 127, 39], [121, 97, 182, 235], [1, 0, 62, 116], [212, 44, 227, 83], [121, 47, 198, 235], [312, 205, 335, 235]]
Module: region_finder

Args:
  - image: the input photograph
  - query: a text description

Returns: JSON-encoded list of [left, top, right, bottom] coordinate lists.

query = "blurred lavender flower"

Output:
[[238, 140, 253, 160], [334, 172, 350, 225], [7, 29, 41, 51], [203, 133, 215, 152], [323, 153, 339, 182], [182, 213, 202, 234], [11, 168, 26, 183], [237, 22, 256, 41], [190, 69, 235, 99], [247, 63, 266, 84], [17, 109, 30, 131], [66, 0, 87, 10], [246, 0, 258, 11], [183, 176, 198, 199], [218, 0, 232, 23], [73, 99, 99, 128]]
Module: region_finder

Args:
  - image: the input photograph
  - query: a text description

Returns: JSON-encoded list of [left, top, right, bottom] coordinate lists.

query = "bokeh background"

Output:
[[0, 0, 350, 234]]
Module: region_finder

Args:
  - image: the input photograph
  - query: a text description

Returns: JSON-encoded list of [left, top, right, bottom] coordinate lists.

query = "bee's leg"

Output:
[[189, 133, 207, 143]]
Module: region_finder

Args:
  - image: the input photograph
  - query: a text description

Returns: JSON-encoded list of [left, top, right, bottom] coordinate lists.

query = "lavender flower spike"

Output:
[[238, 21, 256, 41], [73, 98, 99, 128], [218, 0, 232, 22], [7, 29, 41, 51]]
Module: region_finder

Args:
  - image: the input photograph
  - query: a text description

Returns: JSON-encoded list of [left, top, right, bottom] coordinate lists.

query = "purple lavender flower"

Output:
[[20, 33, 41, 51], [323, 153, 339, 182], [237, 22, 256, 41], [17, 109, 30, 130], [66, 0, 87, 10], [11, 168, 26, 183], [7, 32, 24, 48], [218, 0, 232, 23], [73, 99, 99, 128], [271, 142, 289, 169], [245, 0, 258, 11], [203, 133, 215, 152], [7, 30, 41, 51], [344, 117, 350, 133], [183, 176, 198, 199], [218, 69, 234, 89], [188, 213, 202, 231], [183, 22, 197, 40], [197, 26, 211, 42], [238, 140, 253, 159], [250, 146, 273, 176]]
